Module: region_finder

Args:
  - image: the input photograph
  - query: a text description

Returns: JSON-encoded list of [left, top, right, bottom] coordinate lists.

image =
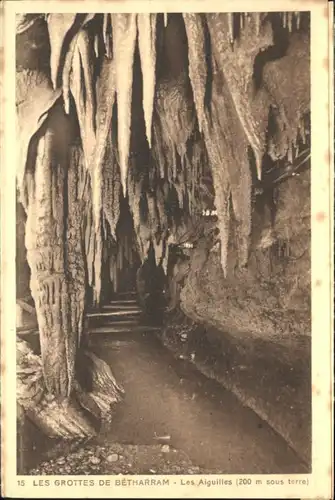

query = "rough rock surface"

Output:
[[28, 443, 206, 475], [161, 169, 311, 465]]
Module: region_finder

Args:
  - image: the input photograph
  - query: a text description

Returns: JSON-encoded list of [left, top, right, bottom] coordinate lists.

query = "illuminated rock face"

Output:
[[16, 13, 310, 397]]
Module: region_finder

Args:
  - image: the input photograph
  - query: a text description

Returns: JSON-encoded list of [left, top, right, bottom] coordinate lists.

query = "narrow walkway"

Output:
[[88, 296, 307, 474]]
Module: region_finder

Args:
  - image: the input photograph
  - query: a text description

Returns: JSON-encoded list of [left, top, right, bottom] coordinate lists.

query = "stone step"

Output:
[[87, 309, 141, 319], [89, 325, 159, 335], [101, 302, 139, 310], [88, 318, 139, 327]]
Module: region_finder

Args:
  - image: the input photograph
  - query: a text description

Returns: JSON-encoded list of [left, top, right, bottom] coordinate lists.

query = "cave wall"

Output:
[[15, 12, 311, 412], [180, 168, 311, 344], [162, 168, 311, 463]]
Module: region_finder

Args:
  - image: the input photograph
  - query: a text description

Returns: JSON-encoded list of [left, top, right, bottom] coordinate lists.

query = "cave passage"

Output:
[[16, 11, 312, 475], [18, 327, 308, 474], [91, 331, 307, 474]]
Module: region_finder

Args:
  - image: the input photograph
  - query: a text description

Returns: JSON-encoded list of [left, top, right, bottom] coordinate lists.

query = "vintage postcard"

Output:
[[1, 0, 333, 498]]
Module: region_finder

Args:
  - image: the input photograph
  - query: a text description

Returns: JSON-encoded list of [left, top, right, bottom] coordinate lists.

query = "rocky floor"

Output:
[[20, 329, 307, 476], [28, 443, 205, 475]]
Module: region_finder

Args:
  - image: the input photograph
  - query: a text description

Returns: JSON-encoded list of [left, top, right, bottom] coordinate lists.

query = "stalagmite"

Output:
[[112, 13, 137, 195], [183, 14, 207, 133], [137, 14, 157, 148], [24, 109, 75, 398], [66, 145, 86, 350]]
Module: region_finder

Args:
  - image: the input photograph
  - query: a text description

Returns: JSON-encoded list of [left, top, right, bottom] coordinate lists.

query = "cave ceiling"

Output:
[[16, 12, 310, 303]]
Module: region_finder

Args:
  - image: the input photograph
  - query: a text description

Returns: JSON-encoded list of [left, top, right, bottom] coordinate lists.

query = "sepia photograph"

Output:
[[1, 1, 333, 498]]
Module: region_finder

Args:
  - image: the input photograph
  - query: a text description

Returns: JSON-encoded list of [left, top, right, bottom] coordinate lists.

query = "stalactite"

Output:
[[299, 117, 306, 144], [164, 14, 168, 28], [102, 135, 121, 239], [17, 14, 312, 396], [155, 186, 168, 234], [296, 12, 301, 30], [62, 34, 80, 115], [94, 34, 99, 58], [103, 14, 112, 57], [162, 246, 169, 275], [183, 14, 207, 133], [176, 182, 184, 209], [109, 254, 115, 284], [201, 48, 252, 275], [146, 192, 160, 240], [227, 13, 234, 44], [155, 74, 195, 178], [153, 239, 164, 267], [90, 57, 116, 237], [263, 33, 310, 162], [253, 12, 261, 35], [47, 14, 77, 89], [16, 69, 62, 203], [112, 13, 137, 195], [77, 29, 96, 133], [70, 30, 96, 170], [137, 14, 157, 148], [206, 13, 273, 181], [114, 256, 118, 292]]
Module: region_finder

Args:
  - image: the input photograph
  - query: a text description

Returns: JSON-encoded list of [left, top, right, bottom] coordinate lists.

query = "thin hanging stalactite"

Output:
[[201, 52, 252, 275], [206, 13, 273, 181], [70, 29, 96, 171], [102, 133, 121, 240], [112, 13, 138, 196], [183, 14, 207, 133], [137, 14, 157, 148], [90, 57, 116, 240], [47, 14, 77, 89]]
